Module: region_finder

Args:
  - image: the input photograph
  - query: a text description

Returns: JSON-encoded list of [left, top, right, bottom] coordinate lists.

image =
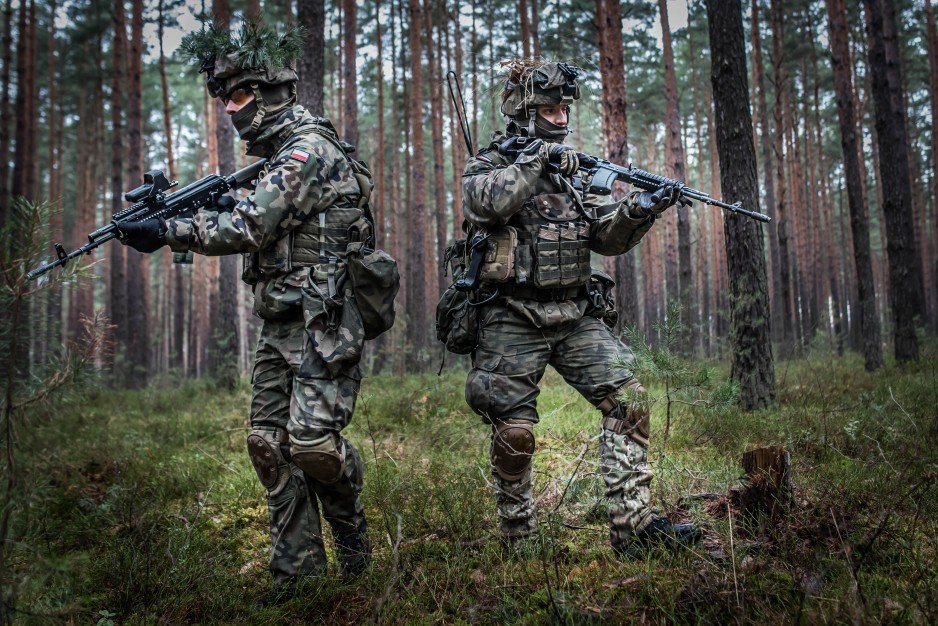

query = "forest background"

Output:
[[0, 0, 936, 622]]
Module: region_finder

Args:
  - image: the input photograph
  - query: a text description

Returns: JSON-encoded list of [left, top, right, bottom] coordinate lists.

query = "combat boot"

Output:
[[335, 519, 372, 576], [612, 517, 701, 559]]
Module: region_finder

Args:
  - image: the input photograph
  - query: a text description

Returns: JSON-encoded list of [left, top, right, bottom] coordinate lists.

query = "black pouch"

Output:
[[435, 284, 479, 355], [586, 269, 619, 328]]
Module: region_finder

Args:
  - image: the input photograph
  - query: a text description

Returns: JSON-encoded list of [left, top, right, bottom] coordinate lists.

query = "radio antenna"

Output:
[[446, 70, 474, 156]]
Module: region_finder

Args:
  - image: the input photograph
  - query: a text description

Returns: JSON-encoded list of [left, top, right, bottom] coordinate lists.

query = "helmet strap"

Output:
[[250, 83, 266, 132], [526, 107, 536, 138]]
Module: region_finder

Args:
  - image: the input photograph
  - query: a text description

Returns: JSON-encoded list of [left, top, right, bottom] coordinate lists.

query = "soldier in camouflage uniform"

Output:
[[119, 24, 374, 605], [461, 61, 700, 556]]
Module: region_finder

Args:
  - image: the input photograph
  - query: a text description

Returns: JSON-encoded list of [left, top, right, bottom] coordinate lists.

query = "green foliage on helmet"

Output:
[[499, 60, 582, 119], [179, 21, 305, 99]]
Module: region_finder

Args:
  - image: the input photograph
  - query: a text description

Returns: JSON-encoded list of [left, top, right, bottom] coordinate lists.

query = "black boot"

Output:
[[335, 519, 372, 576], [613, 517, 701, 558]]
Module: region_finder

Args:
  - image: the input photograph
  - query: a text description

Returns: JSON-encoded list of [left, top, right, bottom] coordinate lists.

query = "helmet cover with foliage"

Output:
[[180, 21, 305, 142], [499, 60, 581, 140]]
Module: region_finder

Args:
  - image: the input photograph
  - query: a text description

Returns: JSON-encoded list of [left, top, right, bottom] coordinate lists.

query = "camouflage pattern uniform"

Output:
[[462, 131, 661, 550], [166, 105, 370, 583]]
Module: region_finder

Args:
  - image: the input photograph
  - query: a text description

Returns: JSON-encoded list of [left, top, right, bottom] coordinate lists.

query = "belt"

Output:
[[494, 283, 585, 302]]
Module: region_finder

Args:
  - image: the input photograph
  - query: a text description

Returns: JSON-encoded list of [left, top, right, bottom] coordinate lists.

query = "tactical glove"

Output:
[[547, 144, 580, 176], [513, 138, 550, 166], [630, 183, 682, 218], [215, 194, 238, 212], [118, 218, 168, 254]]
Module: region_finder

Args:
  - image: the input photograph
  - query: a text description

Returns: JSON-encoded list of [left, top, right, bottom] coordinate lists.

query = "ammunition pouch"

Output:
[[479, 227, 518, 283], [585, 269, 618, 328], [301, 273, 365, 376]]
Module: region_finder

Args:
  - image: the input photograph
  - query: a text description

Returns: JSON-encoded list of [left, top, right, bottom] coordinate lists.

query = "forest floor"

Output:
[[4, 345, 937, 624]]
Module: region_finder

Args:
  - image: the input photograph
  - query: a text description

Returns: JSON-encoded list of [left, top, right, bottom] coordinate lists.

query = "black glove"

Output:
[[118, 218, 167, 253], [215, 194, 237, 212], [546, 144, 580, 176], [632, 183, 682, 218], [514, 138, 549, 165]]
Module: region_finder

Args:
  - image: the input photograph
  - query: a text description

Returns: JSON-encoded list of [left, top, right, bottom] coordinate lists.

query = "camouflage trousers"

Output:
[[250, 315, 365, 584], [466, 299, 657, 543]]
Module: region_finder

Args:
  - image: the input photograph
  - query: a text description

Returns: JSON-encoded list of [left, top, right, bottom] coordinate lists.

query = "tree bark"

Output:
[[212, 0, 241, 388], [705, 0, 776, 409], [925, 0, 938, 333], [862, 0, 923, 362], [595, 0, 638, 333], [297, 0, 325, 116], [107, 0, 128, 380], [659, 0, 692, 353], [0, 0, 10, 222], [826, 0, 882, 370], [424, 0, 445, 305], [406, 0, 429, 368], [342, 0, 358, 147], [769, 0, 795, 354]]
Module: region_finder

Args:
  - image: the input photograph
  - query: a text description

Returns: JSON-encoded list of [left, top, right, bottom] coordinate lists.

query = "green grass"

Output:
[[4, 346, 937, 624]]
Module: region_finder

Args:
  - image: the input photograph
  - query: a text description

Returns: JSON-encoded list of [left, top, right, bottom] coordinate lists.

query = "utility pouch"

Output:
[[478, 226, 518, 283], [344, 241, 400, 340], [532, 221, 591, 288], [585, 269, 618, 328], [301, 275, 365, 375], [435, 283, 479, 354]]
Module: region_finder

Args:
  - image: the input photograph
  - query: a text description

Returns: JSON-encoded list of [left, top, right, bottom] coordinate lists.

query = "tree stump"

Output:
[[730, 445, 793, 520]]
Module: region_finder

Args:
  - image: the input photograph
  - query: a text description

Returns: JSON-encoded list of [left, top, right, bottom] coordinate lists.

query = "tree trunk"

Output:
[[297, 0, 325, 116], [108, 0, 128, 381], [407, 0, 429, 368], [925, 0, 938, 333], [245, 0, 261, 22], [342, 0, 358, 147], [375, 0, 386, 251], [769, 0, 795, 354], [750, 0, 781, 346], [423, 0, 445, 305], [45, 0, 62, 357], [212, 0, 241, 388], [0, 0, 11, 222], [658, 0, 692, 353], [826, 0, 882, 370], [447, 0, 465, 235], [705, 0, 776, 409], [595, 0, 638, 333], [862, 0, 923, 362]]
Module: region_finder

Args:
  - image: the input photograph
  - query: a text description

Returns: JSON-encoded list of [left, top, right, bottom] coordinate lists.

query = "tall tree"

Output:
[[705, 0, 775, 409], [341, 0, 358, 147], [863, 0, 923, 362], [769, 0, 795, 353], [594, 0, 637, 331], [425, 0, 445, 301], [108, 0, 128, 379], [826, 0, 882, 370], [212, 0, 240, 388], [297, 0, 325, 116], [406, 0, 429, 366], [0, 0, 11, 222], [658, 0, 692, 352], [925, 0, 938, 333]]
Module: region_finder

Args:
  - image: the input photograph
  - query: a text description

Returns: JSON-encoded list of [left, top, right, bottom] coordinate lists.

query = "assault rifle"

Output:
[[28, 159, 268, 281], [496, 136, 771, 223]]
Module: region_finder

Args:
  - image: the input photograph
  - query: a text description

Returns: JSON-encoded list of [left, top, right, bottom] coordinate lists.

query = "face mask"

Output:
[[532, 113, 570, 141], [231, 99, 260, 141]]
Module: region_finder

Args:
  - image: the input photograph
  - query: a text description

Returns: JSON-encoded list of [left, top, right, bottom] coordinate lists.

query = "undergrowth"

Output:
[[4, 344, 936, 624]]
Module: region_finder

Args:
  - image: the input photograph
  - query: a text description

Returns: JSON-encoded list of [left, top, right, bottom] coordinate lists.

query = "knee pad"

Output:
[[290, 434, 345, 484], [247, 427, 288, 490], [491, 419, 535, 481]]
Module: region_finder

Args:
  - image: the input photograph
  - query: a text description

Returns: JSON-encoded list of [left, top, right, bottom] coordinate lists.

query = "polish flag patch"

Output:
[[290, 149, 310, 163]]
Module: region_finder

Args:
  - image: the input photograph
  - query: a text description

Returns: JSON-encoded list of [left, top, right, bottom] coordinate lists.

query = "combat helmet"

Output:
[[180, 21, 304, 143], [500, 60, 581, 140]]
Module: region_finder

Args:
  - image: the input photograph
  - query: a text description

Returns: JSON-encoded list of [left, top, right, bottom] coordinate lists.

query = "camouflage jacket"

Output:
[[166, 106, 365, 319], [462, 133, 655, 256]]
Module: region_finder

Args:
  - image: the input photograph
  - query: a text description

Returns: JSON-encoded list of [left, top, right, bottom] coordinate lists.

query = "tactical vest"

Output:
[[246, 128, 373, 284], [479, 175, 592, 290]]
